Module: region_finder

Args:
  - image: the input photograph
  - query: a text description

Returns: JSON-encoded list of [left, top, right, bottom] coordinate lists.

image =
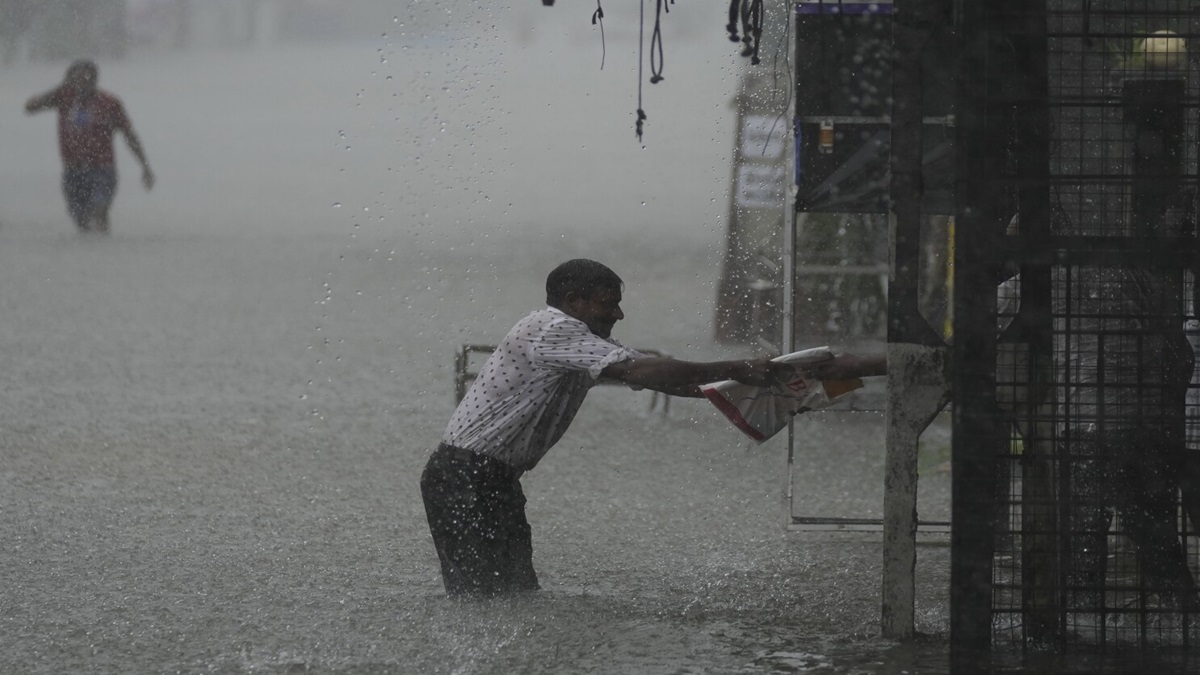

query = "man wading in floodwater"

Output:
[[25, 59, 154, 234], [420, 258, 886, 596]]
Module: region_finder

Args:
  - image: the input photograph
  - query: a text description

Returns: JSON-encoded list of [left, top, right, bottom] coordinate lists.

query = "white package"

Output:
[[700, 346, 863, 443]]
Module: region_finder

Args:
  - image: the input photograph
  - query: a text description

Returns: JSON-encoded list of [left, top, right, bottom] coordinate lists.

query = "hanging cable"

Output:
[[740, 0, 753, 56], [650, 0, 672, 83], [749, 0, 764, 65], [636, 0, 647, 142], [764, 0, 794, 155], [726, 0, 741, 44], [592, 0, 606, 70], [635, 0, 673, 140], [728, 0, 763, 65]]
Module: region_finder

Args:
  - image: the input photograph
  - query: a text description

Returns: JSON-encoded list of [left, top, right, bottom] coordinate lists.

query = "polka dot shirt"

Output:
[[443, 307, 643, 471]]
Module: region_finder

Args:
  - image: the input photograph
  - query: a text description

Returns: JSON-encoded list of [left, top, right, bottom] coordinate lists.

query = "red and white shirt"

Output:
[[48, 89, 131, 168], [443, 307, 643, 471]]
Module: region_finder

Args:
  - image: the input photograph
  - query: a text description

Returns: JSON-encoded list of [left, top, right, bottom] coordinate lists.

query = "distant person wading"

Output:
[[25, 59, 154, 234], [419, 258, 886, 597]]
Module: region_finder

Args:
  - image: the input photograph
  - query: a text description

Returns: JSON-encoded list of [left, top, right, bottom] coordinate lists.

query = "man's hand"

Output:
[[731, 358, 800, 388], [142, 167, 155, 190], [798, 352, 887, 380]]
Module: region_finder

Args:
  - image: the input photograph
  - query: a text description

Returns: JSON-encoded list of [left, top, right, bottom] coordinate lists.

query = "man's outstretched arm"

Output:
[[24, 89, 58, 114], [601, 357, 793, 398], [800, 352, 887, 380]]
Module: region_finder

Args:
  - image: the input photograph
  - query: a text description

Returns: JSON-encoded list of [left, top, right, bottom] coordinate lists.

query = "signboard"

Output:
[[735, 114, 789, 210]]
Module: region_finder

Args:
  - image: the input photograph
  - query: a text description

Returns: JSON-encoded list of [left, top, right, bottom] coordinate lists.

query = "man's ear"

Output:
[[560, 291, 588, 318]]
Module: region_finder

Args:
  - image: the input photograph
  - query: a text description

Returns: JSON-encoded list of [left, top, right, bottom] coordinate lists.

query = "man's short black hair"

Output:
[[545, 259, 623, 306], [67, 59, 98, 79]]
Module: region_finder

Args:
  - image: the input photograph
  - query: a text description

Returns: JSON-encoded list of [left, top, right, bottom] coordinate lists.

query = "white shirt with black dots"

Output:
[[443, 307, 644, 471]]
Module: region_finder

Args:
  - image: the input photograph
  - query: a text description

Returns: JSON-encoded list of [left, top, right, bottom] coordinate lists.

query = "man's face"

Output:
[[563, 287, 624, 338], [64, 67, 97, 96]]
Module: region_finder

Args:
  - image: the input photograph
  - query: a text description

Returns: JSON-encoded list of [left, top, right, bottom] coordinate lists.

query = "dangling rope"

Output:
[[634, 0, 673, 141], [636, 0, 647, 142], [726, 0, 764, 65], [591, 0, 606, 70], [649, 0, 671, 84], [746, 0, 764, 65], [726, 0, 741, 44], [763, 0, 794, 155]]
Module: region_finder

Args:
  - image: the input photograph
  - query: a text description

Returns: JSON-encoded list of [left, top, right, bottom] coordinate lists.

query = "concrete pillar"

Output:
[[881, 342, 950, 638]]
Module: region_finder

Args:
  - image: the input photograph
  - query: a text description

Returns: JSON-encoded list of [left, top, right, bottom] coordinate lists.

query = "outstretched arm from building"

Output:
[[799, 352, 887, 380]]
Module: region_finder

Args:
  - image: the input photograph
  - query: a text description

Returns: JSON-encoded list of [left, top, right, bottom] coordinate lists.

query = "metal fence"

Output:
[[954, 0, 1200, 665]]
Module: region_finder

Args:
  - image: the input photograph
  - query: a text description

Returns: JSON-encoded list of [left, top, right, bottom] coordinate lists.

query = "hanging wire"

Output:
[[740, 0, 753, 56], [749, 0, 764, 65], [636, 0, 647, 141], [764, 0, 795, 155], [726, 0, 741, 44], [634, 0, 672, 141], [650, 0, 673, 84], [592, 0, 606, 70], [727, 0, 764, 64]]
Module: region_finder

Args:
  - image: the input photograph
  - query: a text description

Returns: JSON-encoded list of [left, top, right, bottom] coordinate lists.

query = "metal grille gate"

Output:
[[953, 0, 1200, 667]]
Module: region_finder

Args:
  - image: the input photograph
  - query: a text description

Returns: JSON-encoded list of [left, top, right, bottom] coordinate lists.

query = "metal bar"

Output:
[[797, 115, 958, 125], [951, 0, 1008, 665], [790, 515, 951, 533], [784, 200, 801, 527], [791, 264, 890, 275]]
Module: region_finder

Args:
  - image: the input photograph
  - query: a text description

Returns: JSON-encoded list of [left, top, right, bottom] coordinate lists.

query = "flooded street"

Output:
[[0, 228, 950, 674], [0, 14, 953, 675]]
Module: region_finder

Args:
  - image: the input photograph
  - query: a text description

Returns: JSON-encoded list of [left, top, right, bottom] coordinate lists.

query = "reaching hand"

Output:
[[733, 358, 799, 388], [142, 167, 155, 190], [799, 353, 887, 380]]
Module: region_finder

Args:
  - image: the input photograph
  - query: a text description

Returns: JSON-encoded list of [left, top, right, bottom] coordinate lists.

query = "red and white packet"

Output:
[[700, 346, 863, 443]]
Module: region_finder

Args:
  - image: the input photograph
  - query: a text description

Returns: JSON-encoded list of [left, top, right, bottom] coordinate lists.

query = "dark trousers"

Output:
[[62, 166, 117, 231], [420, 444, 539, 597]]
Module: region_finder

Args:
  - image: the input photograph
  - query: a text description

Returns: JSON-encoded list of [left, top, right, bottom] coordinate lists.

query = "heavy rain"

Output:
[[6, 2, 1194, 675]]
